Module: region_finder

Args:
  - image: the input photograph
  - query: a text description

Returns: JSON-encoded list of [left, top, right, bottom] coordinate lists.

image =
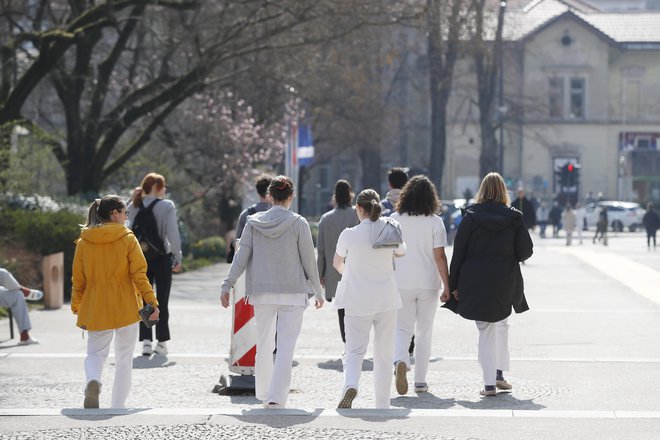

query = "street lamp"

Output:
[[498, 1, 507, 175]]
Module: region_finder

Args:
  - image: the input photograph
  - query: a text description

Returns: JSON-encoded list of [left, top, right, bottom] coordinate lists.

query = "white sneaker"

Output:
[[17, 337, 39, 346], [141, 341, 153, 356], [154, 342, 168, 355], [24, 289, 43, 301]]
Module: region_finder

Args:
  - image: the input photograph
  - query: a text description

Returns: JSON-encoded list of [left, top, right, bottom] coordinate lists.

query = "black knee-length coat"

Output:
[[444, 201, 533, 322]]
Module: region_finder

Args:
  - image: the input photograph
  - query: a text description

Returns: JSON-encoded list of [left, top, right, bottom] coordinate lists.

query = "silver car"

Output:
[[584, 201, 645, 232]]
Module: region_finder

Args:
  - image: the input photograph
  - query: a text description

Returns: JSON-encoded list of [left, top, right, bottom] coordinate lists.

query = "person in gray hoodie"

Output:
[[220, 175, 324, 409]]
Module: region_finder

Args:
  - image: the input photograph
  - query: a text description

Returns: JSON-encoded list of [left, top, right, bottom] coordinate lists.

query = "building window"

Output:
[[548, 76, 586, 120], [569, 78, 585, 119], [549, 78, 564, 118]]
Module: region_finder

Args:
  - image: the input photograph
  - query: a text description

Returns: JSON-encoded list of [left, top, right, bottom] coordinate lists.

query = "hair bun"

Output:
[[370, 199, 378, 206]]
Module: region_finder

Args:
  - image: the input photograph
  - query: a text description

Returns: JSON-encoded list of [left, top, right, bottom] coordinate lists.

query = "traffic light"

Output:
[[565, 162, 580, 187], [566, 162, 575, 186], [555, 162, 580, 189]]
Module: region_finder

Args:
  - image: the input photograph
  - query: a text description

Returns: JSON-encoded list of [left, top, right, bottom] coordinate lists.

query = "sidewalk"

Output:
[[2, 235, 660, 439]]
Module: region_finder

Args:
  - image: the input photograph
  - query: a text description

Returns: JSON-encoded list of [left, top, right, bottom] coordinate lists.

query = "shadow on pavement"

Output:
[[228, 408, 323, 427], [316, 358, 342, 371], [61, 407, 149, 420], [390, 393, 456, 410], [132, 355, 177, 369], [336, 408, 412, 421], [455, 393, 546, 410], [316, 358, 373, 372]]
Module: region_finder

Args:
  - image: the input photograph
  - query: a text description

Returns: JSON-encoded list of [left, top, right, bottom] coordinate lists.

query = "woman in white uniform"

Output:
[[333, 189, 405, 409], [391, 175, 450, 395]]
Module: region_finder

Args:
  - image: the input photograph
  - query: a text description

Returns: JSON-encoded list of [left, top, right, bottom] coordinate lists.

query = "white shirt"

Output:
[[391, 213, 447, 291], [333, 219, 404, 316]]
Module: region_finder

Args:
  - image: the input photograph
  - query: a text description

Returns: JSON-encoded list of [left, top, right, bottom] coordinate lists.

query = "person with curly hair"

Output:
[[390, 175, 450, 395]]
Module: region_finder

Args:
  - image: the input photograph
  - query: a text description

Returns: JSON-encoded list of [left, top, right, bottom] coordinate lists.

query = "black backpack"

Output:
[[132, 199, 166, 261]]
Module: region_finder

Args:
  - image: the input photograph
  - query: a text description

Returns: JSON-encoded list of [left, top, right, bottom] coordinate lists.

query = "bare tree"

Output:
[[0, 0, 377, 196], [469, 0, 506, 177], [427, 0, 466, 194]]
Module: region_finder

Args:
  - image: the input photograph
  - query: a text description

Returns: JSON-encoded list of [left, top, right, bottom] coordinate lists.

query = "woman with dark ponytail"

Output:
[[332, 189, 406, 409], [72, 195, 159, 408]]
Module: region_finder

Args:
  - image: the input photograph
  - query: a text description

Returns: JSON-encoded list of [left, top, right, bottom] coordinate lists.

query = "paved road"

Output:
[[1, 232, 659, 439]]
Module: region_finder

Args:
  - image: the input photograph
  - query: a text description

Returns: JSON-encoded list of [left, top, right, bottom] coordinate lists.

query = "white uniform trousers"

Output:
[[394, 289, 439, 384], [0, 268, 32, 332], [475, 318, 510, 386], [344, 309, 397, 409], [253, 304, 305, 405], [85, 323, 139, 408]]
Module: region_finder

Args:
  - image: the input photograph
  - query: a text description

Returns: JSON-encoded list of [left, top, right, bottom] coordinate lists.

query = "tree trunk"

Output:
[[359, 148, 382, 193], [427, 0, 462, 196], [479, 116, 499, 177], [429, 84, 447, 195]]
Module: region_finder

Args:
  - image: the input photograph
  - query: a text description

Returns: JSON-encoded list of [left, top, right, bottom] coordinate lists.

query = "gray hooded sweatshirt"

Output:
[[221, 205, 323, 300]]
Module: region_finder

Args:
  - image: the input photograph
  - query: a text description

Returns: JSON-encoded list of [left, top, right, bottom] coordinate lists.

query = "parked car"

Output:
[[583, 201, 645, 232]]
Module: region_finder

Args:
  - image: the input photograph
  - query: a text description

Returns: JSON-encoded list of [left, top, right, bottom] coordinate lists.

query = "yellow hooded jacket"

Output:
[[71, 222, 158, 331]]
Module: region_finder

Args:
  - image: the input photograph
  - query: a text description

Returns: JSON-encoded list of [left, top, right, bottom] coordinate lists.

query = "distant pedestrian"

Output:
[[72, 195, 159, 408], [536, 202, 549, 238], [333, 189, 406, 409], [220, 176, 324, 409], [562, 204, 576, 246], [574, 203, 586, 245], [643, 202, 660, 250], [380, 167, 409, 217], [0, 267, 43, 345], [549, 201, 562, 238], [317, 180, 359, 344], [593, 207, 608, 245], [511, 189, 537, 230], [127, 172, 182, 357], [444, 172, 533, 397], [236, 175, 274, 241], [391, 176, 450, 395]]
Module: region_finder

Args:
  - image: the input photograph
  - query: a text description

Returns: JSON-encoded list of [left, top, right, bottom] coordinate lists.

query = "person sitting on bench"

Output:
[[0, 267, 42, 345]]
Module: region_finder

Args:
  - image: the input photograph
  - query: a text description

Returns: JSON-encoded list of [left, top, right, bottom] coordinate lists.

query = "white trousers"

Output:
[[85, 323, 139, 408], [475, 319, 510, 386], [253, 304, 305, 405], [0, 268, 31, 332], [344, 310, 397, 409], [394, 289, 438, 384]]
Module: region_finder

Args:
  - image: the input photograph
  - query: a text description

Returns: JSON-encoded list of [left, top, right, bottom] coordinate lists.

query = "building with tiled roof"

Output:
[[444, 0, 660, 205]]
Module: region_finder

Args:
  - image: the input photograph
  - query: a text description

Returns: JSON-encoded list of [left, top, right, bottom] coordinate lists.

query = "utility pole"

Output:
[[498, 1, 507, 176]]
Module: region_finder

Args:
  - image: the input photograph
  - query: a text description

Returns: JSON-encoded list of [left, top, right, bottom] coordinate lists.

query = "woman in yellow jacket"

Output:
[[72, 195, 159, 408]]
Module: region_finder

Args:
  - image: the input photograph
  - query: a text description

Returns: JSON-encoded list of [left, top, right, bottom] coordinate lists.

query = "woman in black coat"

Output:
[[444, 172, 533, 396]]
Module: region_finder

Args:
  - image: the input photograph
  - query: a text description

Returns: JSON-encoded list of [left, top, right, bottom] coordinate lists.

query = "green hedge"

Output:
[[1, 207, 82, 300], [191, 236, 226, 260]]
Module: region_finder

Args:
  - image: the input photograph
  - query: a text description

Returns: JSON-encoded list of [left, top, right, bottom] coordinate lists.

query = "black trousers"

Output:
[[140, 254, 172, 342], [338, 308, 346, 344]]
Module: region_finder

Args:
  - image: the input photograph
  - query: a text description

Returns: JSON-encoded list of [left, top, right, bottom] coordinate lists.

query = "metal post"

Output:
[[498, 1, 507, 176]]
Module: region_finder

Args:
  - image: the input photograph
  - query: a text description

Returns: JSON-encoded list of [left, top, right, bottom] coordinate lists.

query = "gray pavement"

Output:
[[2, 232, 660, 439]]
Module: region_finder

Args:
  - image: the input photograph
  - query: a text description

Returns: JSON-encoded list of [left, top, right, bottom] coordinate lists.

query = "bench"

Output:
[[6, 308, 14, 339]]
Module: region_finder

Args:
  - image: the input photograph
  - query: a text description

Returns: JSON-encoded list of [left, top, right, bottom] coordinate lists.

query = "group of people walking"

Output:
[[221, 170, 533, 409]]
